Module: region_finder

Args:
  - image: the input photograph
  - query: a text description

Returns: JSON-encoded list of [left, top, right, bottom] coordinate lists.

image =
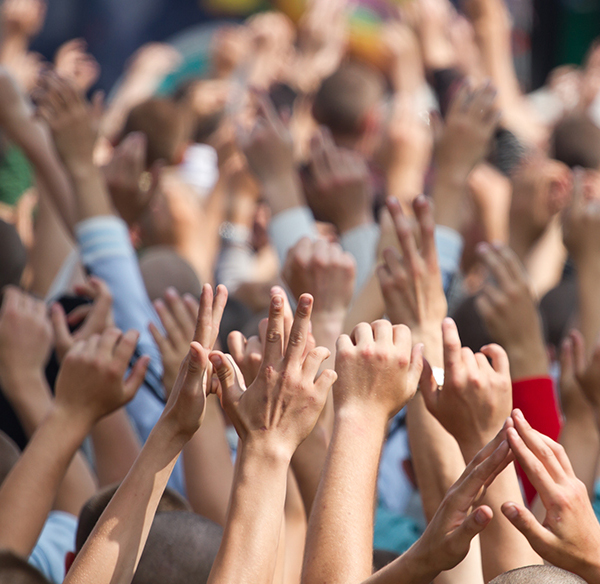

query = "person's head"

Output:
[[132, 511, 223, 584], [0, 550, 51, 584], [552, 112, 600, 170], [489, 565, 586, 584], [312, 61, 386, 148], [139, 245, 202, 302], [0, 430, 20, 486], [122, 98, 190, 166], [75, 484, 191, 553], [0, 219, 26, 298]]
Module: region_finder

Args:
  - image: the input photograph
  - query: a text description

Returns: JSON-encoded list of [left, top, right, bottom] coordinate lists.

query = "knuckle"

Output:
[[266, 329, 282, 344]]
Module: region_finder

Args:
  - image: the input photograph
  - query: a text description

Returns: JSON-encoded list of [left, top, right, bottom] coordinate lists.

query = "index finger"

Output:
[[284, 293, 313, 366], [442, 317, 463, 371]]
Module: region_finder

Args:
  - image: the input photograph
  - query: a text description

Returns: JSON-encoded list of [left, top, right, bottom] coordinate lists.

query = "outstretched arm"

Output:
[[65, 285, 224, 584], [0, 321, 148, 558], [209, 292, 336, 584], [302, 319, 423, 584]]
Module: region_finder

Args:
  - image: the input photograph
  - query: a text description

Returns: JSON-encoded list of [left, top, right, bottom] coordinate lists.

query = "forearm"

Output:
[[66, 162, 115, 221], [65, 421, 184, 584], [183, 395, 233, 527], [208, 443, 289, 584], [0, 407, 90, 556], [302, 411, 386, 584], [291, 422, 329, 516], [406, 393, 463, 520], [431, 166, 469, 232], [1, 371, 98, 517], [91, 408, 141, 487], [363, 542, 440, 584], [576, 259, 600, 354]]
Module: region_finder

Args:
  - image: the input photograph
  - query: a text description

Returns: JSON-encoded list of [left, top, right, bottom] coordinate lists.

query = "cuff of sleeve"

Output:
[[268, 206, 318, 265], [75, 215, 133, 264], [512, 376, 563, 506]]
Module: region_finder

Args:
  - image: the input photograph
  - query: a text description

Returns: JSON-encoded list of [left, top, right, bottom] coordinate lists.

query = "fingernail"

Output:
[[474, 508, 488, 524], [513, 409, 524, 421], [165, 286, 177, 297], [476, 241, 489, 254], [272, 296, 282, 308], [503, 503, 518, 519], [210, 354, 222, 367], [154, 299, 164, 310]]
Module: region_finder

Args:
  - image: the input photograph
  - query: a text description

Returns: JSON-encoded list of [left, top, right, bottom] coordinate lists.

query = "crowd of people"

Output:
[[0, 0, 600, 583]]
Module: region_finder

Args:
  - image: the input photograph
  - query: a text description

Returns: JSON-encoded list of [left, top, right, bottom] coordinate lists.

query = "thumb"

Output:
[[501, 502, 552, 551], [407, 343, 424, 398], [124, 355, 150, 397], [51, 303, 73, 358], [419, 357, 438, 413], [209, 350, 244, 407], [450, 505, 493, 557]]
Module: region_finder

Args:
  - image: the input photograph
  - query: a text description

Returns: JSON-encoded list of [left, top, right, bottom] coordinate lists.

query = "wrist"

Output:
[[505, 341, 549, 379], [262, 172, 303, 216], [239, 438, 293, 468], [310, 310, 346, 338], [333, 403, 389, 435], [47, 404, 94, 441], [403, 537, 445, 583], [337, 212, 372, 235]]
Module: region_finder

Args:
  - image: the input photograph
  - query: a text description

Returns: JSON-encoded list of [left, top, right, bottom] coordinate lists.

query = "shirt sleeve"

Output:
[[268, 206, 319, 266], [29, 511, 77, 584], [512, 376, 563, 505], [74, 215, 187, 496], [340, 222, 380, 293], [75, 215, 162, 378]]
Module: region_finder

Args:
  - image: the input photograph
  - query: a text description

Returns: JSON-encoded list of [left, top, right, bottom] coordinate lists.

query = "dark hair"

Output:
[[552, 113, 600, 170], [132, 511, 223, 584], [76, 484, 191, 552], [489, 565, 586, 584], [122, 98, 190, 166], [312, 61, 385, 136]]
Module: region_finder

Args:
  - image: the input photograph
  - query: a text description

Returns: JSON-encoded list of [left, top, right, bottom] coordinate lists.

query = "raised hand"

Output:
[[475, 242, 549, 379], [436, 81, 500, 178], [36, 72, 102, 171], [375, 428, 513, 584], [377, 195, 447, 342], [0, 286, 52, 386], [228, 285, 297, 386], [283, 237, 356, 317], [149, 287, 200, 396], [102, 132, 162, 226], [55, 327, 149, 428], [51, 276, 113, 362], [153, 283, 227, 397], [211, 292, 336, 457], [335, 320, 423, 420], [375, 94, 433, 203], [502, 410, 600, 584], [421, 317, 512, 461], [1, 0, 46, 40], [305, 127, 373, 234], [54, 38, 100, 94], [238, 92, 295, 187]]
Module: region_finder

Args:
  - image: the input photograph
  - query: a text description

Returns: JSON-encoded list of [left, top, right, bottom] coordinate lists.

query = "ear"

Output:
[[64, 551, 76, 574]]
